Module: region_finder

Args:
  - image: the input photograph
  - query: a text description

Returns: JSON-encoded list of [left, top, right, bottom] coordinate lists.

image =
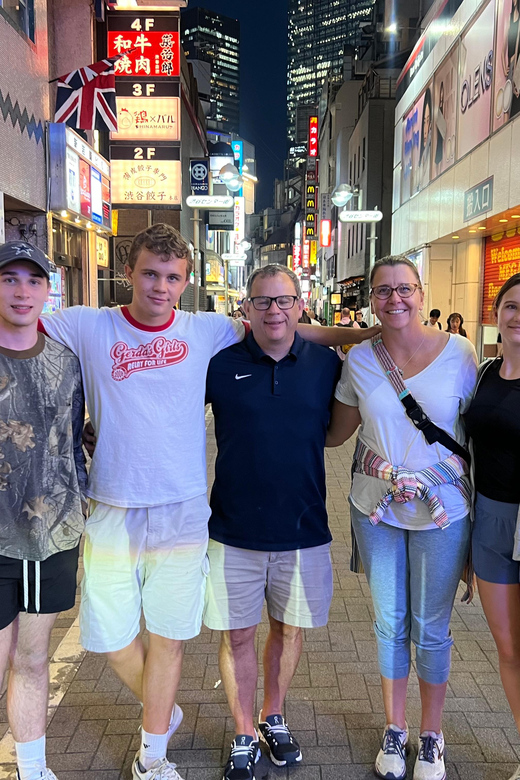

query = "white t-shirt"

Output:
[[335, 334, 478, 529], [41, 306, 245, 508]]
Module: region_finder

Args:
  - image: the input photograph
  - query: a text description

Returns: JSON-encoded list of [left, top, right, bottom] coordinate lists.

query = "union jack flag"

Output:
[[54, 56, 120, 132]]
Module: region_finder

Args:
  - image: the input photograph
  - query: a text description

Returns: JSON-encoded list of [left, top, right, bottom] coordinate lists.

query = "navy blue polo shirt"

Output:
[[206, 331, 341, 551]]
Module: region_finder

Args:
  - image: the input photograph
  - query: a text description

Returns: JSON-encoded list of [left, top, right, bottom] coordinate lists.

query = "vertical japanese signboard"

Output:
[[108, 10, 181, 208], [305, 169, 318, 238], [308, 116, 318, 158]]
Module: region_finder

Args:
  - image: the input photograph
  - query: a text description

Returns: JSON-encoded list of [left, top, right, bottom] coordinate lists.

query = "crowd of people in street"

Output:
[[0, 226, 519, 780]]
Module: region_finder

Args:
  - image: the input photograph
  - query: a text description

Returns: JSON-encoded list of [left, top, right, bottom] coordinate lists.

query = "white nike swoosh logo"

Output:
[[235, 374, 252, 380]]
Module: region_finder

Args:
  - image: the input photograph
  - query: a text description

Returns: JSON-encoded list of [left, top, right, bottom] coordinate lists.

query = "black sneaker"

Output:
[[258, 714, 302, 766], [223, 735, 261, 780]]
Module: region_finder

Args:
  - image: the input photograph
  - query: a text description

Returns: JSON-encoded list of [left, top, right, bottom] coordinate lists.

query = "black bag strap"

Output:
[[371, 335, 471, 465]]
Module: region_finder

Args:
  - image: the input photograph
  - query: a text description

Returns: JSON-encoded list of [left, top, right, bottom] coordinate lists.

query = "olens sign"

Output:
[[482, 230, 520, 324]]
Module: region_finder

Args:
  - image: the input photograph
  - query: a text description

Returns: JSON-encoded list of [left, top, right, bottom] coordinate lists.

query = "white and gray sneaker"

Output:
[[17, 771, 58, 780], [375, 723, 408, 780], [132, 754, 184, 780], [413, 732, 446, 780], [508, 765, 520, 780]]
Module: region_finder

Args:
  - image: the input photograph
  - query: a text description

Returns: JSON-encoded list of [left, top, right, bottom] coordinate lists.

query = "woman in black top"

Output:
[[446, 312, 467, 338], [465, 273, 520, 780]]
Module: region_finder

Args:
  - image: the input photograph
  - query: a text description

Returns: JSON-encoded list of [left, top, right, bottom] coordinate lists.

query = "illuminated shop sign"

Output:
[[308, 116, 318, 158], [48, 124, 112, 233], [111, 144, 181, 206], [107, 13, 180, 78], [112, 95, 180, 141]]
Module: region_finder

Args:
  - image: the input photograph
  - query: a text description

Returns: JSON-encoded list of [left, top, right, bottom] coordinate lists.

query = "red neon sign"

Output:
[[107, 30, 180, 78], [320, 219, 331, 247], [293, 242, 302, 271], [308, 116, 318, 158]]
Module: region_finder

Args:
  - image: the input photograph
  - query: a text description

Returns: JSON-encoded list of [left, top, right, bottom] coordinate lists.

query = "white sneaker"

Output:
[[413, 732, 446, 780], [17, 770, 58, 779], [132, 753, 184, 780], [508, 765, 520, 780], [375, 723, 408, 780], [167, 704, 183, 741]]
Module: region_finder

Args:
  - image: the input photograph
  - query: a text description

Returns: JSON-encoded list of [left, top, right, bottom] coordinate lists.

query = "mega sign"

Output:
[[107, 14, 180, 77], [482, 230, 520, 323]]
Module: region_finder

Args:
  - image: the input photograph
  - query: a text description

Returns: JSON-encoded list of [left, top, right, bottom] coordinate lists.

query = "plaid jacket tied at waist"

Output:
[[353, 439, 471, 529]]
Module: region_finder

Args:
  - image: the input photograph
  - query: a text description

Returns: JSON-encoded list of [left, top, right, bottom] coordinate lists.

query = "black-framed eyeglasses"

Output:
[[370, 283, 421, 300], [248, 295, 299, 311]]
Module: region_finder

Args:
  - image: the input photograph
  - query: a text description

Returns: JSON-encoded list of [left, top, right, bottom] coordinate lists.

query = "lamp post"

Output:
[[218, 164, 244, 314]]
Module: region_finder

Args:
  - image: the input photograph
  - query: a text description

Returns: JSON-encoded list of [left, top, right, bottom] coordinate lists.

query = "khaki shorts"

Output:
[[204, 540, 333, 630], [79, 495, 210, 653]]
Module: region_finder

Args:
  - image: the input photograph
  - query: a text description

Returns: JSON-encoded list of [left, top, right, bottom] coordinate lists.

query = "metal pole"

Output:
[[192, 207, 200, 312], [224, 257, 229, 314], [367, 216, 377, 326]]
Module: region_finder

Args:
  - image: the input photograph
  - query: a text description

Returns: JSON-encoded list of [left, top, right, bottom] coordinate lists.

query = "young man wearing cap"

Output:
[[0, 241, 86, 780]]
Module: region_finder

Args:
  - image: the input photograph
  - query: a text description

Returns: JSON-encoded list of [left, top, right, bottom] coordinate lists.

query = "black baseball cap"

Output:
[[0, 241, 50, 278]]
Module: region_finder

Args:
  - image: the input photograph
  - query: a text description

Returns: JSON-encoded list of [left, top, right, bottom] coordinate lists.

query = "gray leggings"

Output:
[[350, 501, 470, 684]]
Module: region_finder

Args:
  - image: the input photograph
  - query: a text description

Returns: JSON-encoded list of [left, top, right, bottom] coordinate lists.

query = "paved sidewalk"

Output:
[[0, 424, 518, 780]]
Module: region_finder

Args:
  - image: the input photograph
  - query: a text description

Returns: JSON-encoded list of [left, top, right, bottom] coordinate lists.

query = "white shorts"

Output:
[[203, 540, 333, 631], [79, 495, 210, 653]]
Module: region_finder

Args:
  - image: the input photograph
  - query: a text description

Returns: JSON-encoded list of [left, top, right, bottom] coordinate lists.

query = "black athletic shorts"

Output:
[[0, 545, 80, 630]]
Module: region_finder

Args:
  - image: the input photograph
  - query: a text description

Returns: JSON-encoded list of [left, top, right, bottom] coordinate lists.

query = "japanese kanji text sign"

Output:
[[107, 14, 180, 78], [463, 177, 494, 222]]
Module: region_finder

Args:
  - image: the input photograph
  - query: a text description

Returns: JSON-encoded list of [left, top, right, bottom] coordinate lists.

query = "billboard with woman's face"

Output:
[[401, 84, 433, 203], [494, 0, 520, 130], [432, 45, 458, 178], [457, 0, 495, 159]]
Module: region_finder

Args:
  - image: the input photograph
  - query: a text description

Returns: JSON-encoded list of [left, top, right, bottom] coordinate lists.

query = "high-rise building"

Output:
[[181, 7, 240, 134], [287, 0, 374, 146]]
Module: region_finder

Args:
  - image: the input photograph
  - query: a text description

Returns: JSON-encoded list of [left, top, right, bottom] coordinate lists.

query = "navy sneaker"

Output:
[[223, 734, 261, 780], [258, 714, 302, 766]]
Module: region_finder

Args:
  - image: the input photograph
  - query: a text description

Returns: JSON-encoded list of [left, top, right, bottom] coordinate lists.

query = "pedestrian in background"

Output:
[[465, 273, 520, 780], [446, 312, 467, 338], [327, 255, 477, 780], [335, 307, 360, 360], [424, 308, 442, 329], [355, 310, 368, 328]]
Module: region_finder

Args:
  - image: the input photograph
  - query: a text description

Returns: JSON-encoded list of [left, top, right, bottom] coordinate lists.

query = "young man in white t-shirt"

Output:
[[39, 224, 249, 780], [42, 226, 378, 780]]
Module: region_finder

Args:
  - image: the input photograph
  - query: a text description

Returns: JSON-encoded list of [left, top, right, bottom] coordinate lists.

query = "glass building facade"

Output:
[[181, 7, 240, 134], [287, 0, 374, 145]]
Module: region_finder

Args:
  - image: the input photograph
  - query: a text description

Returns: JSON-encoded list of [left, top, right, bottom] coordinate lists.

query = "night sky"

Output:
[[185, 0, 289, 210]]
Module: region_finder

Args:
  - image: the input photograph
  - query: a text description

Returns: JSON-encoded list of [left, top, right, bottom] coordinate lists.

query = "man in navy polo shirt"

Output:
[[204, 264, 342, 780]]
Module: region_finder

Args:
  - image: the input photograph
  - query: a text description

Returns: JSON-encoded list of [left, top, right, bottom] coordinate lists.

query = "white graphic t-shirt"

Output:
[[41, 306, 245, 508]]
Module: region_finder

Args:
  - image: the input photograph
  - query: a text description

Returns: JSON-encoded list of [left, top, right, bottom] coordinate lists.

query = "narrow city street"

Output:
[[0, 419, 516, 780]]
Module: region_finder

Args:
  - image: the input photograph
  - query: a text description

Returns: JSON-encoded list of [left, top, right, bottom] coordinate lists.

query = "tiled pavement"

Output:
[[1, 422, 519, 780]]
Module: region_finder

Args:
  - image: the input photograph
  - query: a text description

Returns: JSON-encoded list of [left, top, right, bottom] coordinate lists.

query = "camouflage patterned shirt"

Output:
[[0, 333, 87, 561]]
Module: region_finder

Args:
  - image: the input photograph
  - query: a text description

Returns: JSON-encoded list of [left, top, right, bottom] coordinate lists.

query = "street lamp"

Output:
[[225, 175, 244, 193], [219, 163, 239, 182], [331, 183, 357, 208]]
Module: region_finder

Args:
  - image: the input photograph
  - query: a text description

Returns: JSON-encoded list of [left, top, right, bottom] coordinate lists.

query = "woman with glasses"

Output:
[[327, 255, 477, 780]]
